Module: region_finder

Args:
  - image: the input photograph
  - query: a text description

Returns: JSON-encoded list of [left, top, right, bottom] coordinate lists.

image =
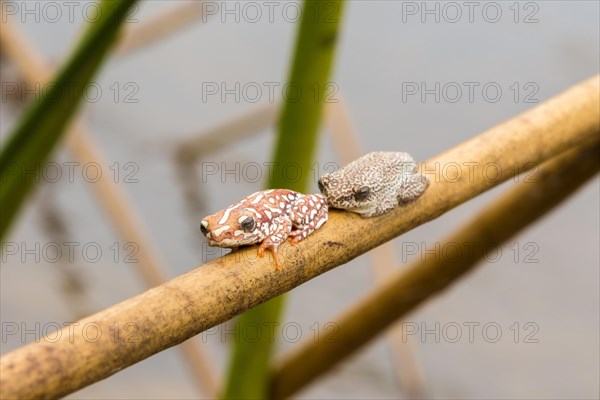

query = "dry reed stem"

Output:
[[0, 75, 597, 399], [176, 102, 279, 163], [0, 18, 218, 398], [325, 99, 428, 398], [37, 191, 95, 319], [116, 1, 207, 56], [271, 139, 600, 398]]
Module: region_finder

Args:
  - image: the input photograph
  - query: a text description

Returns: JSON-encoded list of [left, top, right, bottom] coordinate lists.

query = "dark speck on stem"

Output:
[[320, 31, 337, 48]]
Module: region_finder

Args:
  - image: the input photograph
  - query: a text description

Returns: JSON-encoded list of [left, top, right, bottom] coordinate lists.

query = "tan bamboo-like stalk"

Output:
[[116, 1, 207, 56], [0, 75, 597, 399], [0, 18, 218, 398], [271, 138, 600, 398], [37, 190, 95, 319], [176, 102, 280, 163], [325, 99, 428, 398]]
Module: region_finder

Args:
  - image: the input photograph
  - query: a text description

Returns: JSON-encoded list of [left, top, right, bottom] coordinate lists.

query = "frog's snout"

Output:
[[317, 176, 328, 195], [201, 219, 236, 245], [200, 219, 210, 237]]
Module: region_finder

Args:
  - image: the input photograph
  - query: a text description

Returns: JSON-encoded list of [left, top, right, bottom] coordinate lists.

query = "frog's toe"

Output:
[[258, 242, 283, 270], [288, 231, 303, 244], [270, 246, 283, 270]]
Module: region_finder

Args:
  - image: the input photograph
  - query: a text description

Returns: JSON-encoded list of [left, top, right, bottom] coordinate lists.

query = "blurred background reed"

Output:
[[1, 1, 598, 398]]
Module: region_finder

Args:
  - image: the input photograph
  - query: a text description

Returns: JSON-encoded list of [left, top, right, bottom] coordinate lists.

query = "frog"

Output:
[[318, 151, 429, 217], [200, 189, 328, 270]]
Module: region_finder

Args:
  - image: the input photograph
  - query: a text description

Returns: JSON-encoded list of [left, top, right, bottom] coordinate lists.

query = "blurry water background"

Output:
[[1, 1, 599, 398]]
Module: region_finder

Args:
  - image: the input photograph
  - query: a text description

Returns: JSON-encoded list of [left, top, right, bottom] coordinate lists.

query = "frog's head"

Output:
[[318, 171, 377, 216], [201, 206, 263, 247]]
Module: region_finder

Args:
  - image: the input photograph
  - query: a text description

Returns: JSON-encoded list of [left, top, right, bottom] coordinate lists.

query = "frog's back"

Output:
[[319, 151, 427, 217], [342, 152, 415, 186], [240, 189, 299, 214]]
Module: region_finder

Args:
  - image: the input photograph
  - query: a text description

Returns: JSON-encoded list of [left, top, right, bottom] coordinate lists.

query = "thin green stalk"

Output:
[[0, 0, 139, 240], [222, 1, 345, 398]]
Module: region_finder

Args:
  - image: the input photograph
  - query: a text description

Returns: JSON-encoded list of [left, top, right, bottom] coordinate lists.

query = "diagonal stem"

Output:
[[0, 75, 597, 400], [271, 138, 600, 397], [0, 17, 218, 398]]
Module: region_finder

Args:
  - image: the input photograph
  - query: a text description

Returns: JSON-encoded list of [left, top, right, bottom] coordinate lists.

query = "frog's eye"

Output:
[[317, 178, 325, 193], [200, 220, 209, 235], [239, 216, 255, 233], [354, 186, 370, 201]]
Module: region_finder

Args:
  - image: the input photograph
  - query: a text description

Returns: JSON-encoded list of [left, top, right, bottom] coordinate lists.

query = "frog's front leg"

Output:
[[288, 194, 329, 244], [257, 216, 292, 271], [397, 172, 430, 204]]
